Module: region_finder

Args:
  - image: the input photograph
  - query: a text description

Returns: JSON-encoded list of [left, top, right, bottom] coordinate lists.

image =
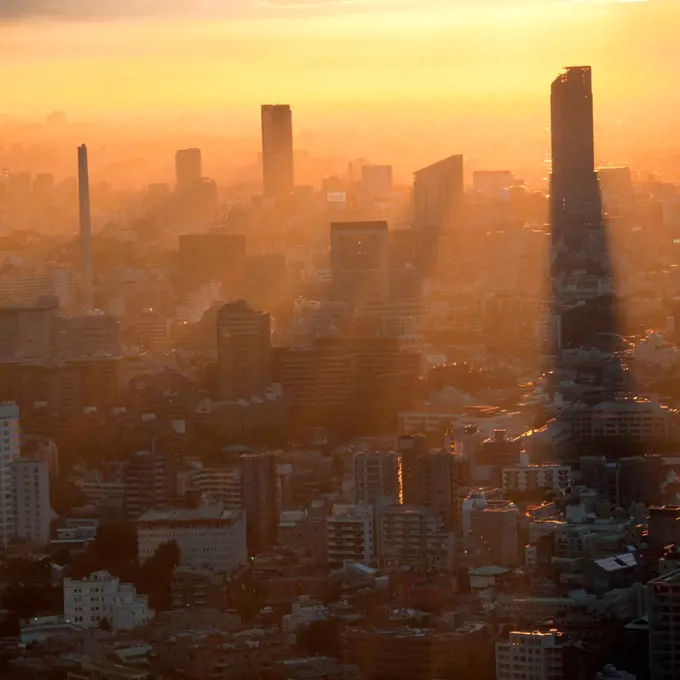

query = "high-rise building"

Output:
[[330, 221, 390, 305], [241, 452, 278, 556], [175, 149, 202, 190], [0, 297, 58, 362], [353, 451, 401, 506], [398, 435, 459, 528], [123, 450, 175, 522], [178, 233, 247, 293], [13, 458, 51, 548], [261, 105, 294, 199], [217, 300, 272, 401], [648, 570, 680, 679], [412, 154, 464, 277], [550, 66, 602, 256], [0, 403, 20, 548], [77, 144, 93, 309]]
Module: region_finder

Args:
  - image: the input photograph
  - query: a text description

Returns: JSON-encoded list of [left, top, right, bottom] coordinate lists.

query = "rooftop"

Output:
[[138, 505, 241, 523]]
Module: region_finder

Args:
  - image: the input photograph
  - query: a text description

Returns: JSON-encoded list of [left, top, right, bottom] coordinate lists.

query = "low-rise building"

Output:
[[63, 570, 153, 631], [495, 630, 573, 680], [137, 504, 247, 573]]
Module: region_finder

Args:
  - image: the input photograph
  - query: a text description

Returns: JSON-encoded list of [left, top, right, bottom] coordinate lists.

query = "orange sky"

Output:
[[2, 0, 679, 174]]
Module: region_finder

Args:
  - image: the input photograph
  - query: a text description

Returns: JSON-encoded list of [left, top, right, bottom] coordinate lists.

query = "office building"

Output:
[[63, 570, 153, 631], [57, 313, 121, 359], [327, 505, 375, 569], [330, 221, 390, 305], [496, 630, 573, 680], [13, 458, 51, 548], [412, 154, 464, 276], [361, 165, 393, 204], [0, 297, 58, 362], [649, 570, 680, 680], [137, 505, 247, 573], [175, 148, 202, 189], [0, 403, 20, 548], [353, 451, 401, 506], [261, 104, 294, 198], [123, 450, 175, 522], [241, 452, 279, 556], [217, 300, 272, 401], [550, 66, 602, 255], [77, 144, 94, 309]]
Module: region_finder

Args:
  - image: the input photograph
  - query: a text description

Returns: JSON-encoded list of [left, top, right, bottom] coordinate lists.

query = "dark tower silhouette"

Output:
[[261, 104, 294, 199], [77, 144, 93, 309]]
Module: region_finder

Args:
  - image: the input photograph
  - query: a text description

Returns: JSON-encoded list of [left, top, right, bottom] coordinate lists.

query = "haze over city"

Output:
[[2, 2, 680, 680]]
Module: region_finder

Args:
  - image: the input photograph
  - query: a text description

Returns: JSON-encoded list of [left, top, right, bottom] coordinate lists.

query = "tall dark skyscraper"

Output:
[[550, 66, 602, 255], [77, 144, 93, 309], [261, 104, 294, 199], [175, 148, 202, 190]]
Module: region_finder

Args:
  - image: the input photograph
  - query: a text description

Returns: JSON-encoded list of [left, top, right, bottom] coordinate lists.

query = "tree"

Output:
[[98, 617, 113, 632], [139, 540, 180, 612]]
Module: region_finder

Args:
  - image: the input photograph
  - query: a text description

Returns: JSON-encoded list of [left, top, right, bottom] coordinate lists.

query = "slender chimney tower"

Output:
[[78, 144, 93, 308]]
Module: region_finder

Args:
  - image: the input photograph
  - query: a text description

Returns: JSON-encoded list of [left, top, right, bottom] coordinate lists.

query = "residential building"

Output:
[[496, 630, 573, 680], [137, 504, 247, 573], [327, 505, 375, 569], [648, 569, 680, 680], [217, 300, 272, 401], [378, 505, 454, 569], [57, 313, 121, 358], [468, 504, 519, 567], [123, 450, 175, 522], [0, 402, 20, 548], [261, 104, 294, 198], [353, 451, 401, 506], [63, 570, 153, 631], [13, 458, 51, 547], [502, 458, 572, 495], [0, 297, 58, 361]]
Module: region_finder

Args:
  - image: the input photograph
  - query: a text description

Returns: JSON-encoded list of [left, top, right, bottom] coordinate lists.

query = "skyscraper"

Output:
[[412, 154, 464, 277], [0, 403, 20, 549], [175, 148, 202, 190], [330, 221, 390, 305], [550, 66, 601, 254], [261, 105, 294, 199], [77, 145, 93, 309], [241, 452, 279, 556], [217, 300, 272, 400]]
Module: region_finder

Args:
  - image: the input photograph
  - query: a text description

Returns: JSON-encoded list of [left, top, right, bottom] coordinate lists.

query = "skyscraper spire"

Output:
[[78, 144, 93, 309]]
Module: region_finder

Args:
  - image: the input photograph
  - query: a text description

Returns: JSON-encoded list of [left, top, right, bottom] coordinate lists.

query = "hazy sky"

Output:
[[3, 0, 679, 172]]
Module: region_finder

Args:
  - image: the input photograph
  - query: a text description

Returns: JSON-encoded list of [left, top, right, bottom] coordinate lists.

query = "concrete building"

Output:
[[57, 312, 121, 359], [261, 104, 294, 199], [649, 569, 680, 680], [137, 504, 247, 573], [63, 570, 153, 631], [398, 435, 459, 528], [330, 221, 390, 306], [78, 144, 94, 309], [0, 271, 75, 309], [123, 451, 174, 522], [378, 505, 454, 569], [241, 451, 279, 556], [13, 458, 51, 548], [327, 505, 375, 569], [175, 148, 202, 189], [502, 458, 572, 495], [496, 630, 572, 680], [0, 402, 20, 548], [353, 451, 401, 506], [468, 504, 519, 567], [217, 300, 272, 401], [0, 297, 58, 361]]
